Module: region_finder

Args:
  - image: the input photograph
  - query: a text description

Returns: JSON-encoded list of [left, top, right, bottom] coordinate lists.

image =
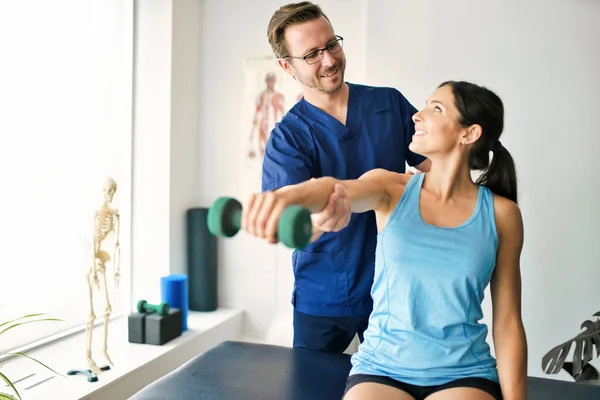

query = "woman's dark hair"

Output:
[[439, 80, 518, 203]]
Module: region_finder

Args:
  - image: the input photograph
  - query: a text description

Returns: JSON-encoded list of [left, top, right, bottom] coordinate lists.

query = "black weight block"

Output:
[[128, 312, 146, 344], [144, 308, 183, 345]]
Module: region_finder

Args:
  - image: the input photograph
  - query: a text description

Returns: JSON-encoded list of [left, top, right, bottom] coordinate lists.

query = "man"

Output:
[[260, 1, 430, 353]]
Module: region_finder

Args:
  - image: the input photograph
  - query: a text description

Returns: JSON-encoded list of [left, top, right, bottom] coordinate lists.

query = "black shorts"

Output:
[[344, 374, 502, 400]]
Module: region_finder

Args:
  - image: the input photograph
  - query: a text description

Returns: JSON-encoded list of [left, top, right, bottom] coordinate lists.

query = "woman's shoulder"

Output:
[[360, 169, 415, 212], [491, 193, 520, 217], [491, 193, 523, 240]]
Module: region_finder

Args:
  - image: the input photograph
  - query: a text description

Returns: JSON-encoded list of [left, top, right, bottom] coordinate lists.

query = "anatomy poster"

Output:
[[240, 56, 302, 195]]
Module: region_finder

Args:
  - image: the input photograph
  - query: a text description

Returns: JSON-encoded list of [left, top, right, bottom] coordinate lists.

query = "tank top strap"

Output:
[[479, 185, 499, 245], [402, 172, 425, 208], [384, 173, 424, 227]]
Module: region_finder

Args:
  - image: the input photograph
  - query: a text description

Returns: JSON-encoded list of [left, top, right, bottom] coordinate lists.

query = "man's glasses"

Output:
[[283, 36, 344, 65]]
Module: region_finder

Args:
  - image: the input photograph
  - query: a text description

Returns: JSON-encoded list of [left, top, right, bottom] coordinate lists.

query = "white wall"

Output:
[[162, 0, 600, 382], [132, 0, 203, 304]]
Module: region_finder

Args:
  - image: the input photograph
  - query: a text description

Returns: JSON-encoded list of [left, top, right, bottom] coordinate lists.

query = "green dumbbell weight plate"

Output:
[[207, 197, 242, 237], [136, 299, 147, 313], [279, 205, 312, 249], [159, 303, 170, 316]]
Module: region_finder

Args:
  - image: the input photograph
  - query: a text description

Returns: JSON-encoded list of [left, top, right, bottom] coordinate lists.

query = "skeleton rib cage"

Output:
[[94, 208, 118, 246]]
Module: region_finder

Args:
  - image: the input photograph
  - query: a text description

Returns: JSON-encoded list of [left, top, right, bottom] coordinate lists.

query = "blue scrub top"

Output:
[[261, 82, 425, 317]]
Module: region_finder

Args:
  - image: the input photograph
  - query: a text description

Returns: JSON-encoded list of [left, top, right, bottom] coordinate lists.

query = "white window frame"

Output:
[[0, 0, 137, 357]]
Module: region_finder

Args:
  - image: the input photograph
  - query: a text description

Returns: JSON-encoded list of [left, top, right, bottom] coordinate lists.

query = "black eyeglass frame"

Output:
[[282, 36, 344, 65]]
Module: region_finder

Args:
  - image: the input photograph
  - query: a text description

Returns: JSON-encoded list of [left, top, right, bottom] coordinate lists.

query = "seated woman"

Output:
[[241, 81, 527, 400]]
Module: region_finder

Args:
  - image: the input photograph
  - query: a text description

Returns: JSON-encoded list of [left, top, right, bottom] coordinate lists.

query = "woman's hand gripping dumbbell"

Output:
[[207, 192, 313, 249], [207, 180, 353, 249]]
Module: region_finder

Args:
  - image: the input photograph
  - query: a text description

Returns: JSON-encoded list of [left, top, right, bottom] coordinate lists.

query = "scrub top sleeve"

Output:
[[398, 91, 427, 167], [261, 123, 313, 193]]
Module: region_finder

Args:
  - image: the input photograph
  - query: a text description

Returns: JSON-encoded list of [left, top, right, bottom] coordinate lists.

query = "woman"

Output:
[[242, 81, 527, 400]]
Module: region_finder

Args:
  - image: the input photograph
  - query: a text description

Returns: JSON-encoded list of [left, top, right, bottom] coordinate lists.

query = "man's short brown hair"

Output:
[[267, 2, 331, 58]]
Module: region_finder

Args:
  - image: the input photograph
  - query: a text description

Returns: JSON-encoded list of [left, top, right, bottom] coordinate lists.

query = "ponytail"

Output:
[[439, 80, 518, 203], [476, 143, 518, 203]]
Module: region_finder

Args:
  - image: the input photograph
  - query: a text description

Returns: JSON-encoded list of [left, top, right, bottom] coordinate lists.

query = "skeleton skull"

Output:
[[103, 178, 117, 203]]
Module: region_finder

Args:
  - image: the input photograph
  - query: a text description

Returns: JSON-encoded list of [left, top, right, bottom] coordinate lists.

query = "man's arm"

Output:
[[262, 122, 322, 239], [262, 120, 363, 242], [491, 196, 528, 400], [243, 169, 395, 244], [261, 122, 312, 192]]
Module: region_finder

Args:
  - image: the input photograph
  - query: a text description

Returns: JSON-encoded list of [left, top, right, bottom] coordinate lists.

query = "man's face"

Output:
[[281, 16, 346, 94]]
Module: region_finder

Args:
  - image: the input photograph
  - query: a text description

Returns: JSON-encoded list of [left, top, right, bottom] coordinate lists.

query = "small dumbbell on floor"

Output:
[[129, 300, 182, 345], [207, 197, 313, 249]]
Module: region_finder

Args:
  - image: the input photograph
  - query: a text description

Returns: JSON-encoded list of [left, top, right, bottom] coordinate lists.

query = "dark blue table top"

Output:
[[130, 341, 600, 400]]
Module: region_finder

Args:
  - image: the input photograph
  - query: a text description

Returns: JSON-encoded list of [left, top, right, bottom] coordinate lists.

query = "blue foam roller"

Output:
[[161, 274, 189, 332]]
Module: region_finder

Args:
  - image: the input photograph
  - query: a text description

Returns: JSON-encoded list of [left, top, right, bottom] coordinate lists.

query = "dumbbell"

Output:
[[206, 197, 312, 249], [137, 299, 170, 316]]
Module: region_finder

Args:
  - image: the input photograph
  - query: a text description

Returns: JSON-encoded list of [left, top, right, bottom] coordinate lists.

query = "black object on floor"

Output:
[[128, 341, 600, 400]]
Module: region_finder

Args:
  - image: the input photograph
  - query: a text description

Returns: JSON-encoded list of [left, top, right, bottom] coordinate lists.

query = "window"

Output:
[[0, 1, 133, 353]]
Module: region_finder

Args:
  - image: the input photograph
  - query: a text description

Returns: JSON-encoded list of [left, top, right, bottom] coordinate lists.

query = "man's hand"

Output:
[[311, 183, 351, 233]]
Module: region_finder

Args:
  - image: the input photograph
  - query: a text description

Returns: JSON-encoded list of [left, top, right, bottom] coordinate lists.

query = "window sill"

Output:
[[1, 308, 244, 400]]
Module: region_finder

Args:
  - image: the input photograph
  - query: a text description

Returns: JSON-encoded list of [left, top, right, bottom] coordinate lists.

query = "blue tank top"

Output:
[[349, 173, 499, 385]]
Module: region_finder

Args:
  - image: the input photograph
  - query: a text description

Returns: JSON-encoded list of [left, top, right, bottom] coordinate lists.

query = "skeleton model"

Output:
[[85, 178, 120, 374]]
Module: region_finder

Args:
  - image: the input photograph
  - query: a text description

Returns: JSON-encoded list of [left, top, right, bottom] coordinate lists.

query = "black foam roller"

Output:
[[186, 207, 218, 311]]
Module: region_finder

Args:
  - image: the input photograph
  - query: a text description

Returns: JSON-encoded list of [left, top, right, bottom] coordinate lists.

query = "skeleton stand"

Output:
[[68, 178, 121, 381]]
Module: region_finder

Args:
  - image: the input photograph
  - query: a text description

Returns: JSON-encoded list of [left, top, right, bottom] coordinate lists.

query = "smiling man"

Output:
[[260, 1, 431, 353]]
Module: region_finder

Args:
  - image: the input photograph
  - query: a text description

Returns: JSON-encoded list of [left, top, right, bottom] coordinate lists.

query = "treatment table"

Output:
[[129, 341, 600, 400]]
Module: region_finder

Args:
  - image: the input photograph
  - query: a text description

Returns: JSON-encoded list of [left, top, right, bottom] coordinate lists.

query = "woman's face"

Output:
[[409, 85, 466, 157]]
